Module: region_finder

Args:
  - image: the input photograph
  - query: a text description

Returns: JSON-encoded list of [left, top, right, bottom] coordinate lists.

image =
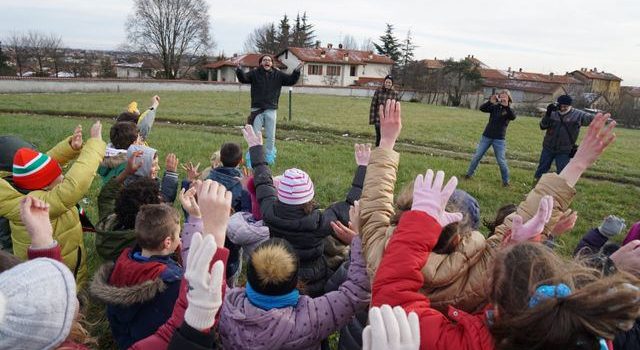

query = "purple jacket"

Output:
[[218, 237, 370, 350], [623, 221, 640, 246], [180, 217, 203, 267], [574, 227, 609, 256]]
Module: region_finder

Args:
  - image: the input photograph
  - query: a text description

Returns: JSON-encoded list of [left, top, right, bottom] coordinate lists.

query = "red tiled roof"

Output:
[[482, 79, 564, 95], [279, 47, 394, 65], [203, 54, 286, 69], [480, 69, 582, 85], [572, 70, 622, 82], [421, 59, 445, 69]]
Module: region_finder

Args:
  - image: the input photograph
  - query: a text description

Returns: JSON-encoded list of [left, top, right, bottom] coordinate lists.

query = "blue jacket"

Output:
[[206, 166, 251, 213], [90, 247, 183, 350]]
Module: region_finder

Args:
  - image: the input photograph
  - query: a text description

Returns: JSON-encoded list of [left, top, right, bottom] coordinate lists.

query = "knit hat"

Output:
[[598, 215, 626, 238], [448, 190, 481, 230], [12, 148, 62, 190], [557, 95, 572, 106], [127, 101, 139, 114], [276, 168, 314, 205], [384, 75, 393, 82], [622, 221, 640, 246], [0, 258, 77, 350], [246, 238, 299, 296], [0, 136, 36, 172]]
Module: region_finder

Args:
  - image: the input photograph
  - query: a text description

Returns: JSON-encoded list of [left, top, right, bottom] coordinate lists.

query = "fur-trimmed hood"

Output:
[[90, 262, 167, 306]]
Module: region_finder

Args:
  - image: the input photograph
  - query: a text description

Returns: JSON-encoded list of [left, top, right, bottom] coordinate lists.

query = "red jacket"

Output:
[[129, 246, 229, 350], [371, 210, 494, 350]]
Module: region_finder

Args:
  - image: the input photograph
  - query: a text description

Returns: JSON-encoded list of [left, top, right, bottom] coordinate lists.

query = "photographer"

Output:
[[464, 90, 516, 187], [534, 95, 595, 179]]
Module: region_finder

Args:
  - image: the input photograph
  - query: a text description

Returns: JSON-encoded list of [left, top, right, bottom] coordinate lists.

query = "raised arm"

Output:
[[235, 67, 253, 84], [46, 125, 83, 166], [243, 126, 279, 222], [361, 100, 402, 277], [280, 66, 301, 86], [137, 95, 160, 141]]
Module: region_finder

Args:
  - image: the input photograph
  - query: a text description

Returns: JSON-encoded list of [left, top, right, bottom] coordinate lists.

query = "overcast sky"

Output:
[[2, 0, 639, 85]]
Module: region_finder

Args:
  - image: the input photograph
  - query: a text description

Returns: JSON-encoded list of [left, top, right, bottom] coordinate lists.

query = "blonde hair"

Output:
[[498, 89, 513, 104]]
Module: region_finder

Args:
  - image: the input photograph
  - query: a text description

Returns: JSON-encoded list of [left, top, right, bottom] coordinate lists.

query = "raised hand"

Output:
[[70, 125, 83, 151], [184, 232, 225, 331], [378, 99, 402, 150], [610, 240, 640, 276], [411, 169, 462, 227], [331, 220, 358, 245], [241, 124, 263, 147], [90, 120, 102, 140], [19, 196, 54, 249], [510, 196, 553, 243], [196, 179, 232, 247], [181, 161, 202, 182], [180, 186, 201, 219], [362, 305, 420, 350], [165, 153, 179, 173], [550, 209, 578, 237], [355, 144, 372, 166], [151, 95, 160, 109]]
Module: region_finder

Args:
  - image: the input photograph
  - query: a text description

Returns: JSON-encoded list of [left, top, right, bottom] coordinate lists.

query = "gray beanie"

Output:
[[448, 189, 481, 230], [0, 258, 77, 350]]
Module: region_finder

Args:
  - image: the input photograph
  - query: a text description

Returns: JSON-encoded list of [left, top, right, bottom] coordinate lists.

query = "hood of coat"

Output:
[[127, 144, 157, 178], [219, 288, 303, 349], [90, 262, 167, 306], [208, 167, 241, 190]]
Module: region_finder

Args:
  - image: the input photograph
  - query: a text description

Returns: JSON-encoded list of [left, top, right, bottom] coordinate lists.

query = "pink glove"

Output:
[[411, 169, 462, 227], [510, 195, 553, 243]]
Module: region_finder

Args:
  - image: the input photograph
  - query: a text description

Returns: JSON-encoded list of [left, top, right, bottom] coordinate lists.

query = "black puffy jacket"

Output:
[[236, 66, 300, 110], [249, 145, 366, 297]]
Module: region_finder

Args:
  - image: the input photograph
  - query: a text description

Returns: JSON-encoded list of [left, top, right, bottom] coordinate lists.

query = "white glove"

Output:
[[184, 232, 225, 331], [363, 305, 420, 350]]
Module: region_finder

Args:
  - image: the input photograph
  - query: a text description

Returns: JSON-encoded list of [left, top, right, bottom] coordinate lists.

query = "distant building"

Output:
[[115, 60, 159, 79], [203, 53, 287, 82], [275, 44, 394, 87], [622, 86, 640, 109], [570, 68, 622, 107]]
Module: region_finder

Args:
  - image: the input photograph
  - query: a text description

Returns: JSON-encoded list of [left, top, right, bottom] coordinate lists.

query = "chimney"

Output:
[[593, 67, 597, 72], [233, 53, 237, 57], [507, 67, 511, 72], [471, 54, 474, 58], [338, 43, 343, 49], [315, 40, 321, 49], [518, 68, 522, 72], [549, 72, 554, 78], [320, 50, 326, 58], [343, 52, 349, 62], [434, 56, 437, 60], [327, 43, 333, 49], [368, 51, 373, 59]]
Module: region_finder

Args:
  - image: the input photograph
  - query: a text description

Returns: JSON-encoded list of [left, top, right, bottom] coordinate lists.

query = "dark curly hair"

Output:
[[114, 177, 162, 230]]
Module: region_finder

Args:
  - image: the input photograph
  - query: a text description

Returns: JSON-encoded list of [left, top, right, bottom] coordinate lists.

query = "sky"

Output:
[[1, 0, 639, 85]]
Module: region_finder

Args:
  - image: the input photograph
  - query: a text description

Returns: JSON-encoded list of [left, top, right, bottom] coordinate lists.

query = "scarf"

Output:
[[245, 282, 299, 311]]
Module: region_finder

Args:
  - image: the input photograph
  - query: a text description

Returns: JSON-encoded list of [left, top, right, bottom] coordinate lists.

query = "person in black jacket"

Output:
[[236, 55, 301, 165], [242, 125, 369, 297], [464, 90, 516, 187]]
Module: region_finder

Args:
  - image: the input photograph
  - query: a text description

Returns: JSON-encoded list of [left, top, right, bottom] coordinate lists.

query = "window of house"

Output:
[[327, 65, 341, 76], [350, 66, 357, 76], [308, 64, 322, 75]]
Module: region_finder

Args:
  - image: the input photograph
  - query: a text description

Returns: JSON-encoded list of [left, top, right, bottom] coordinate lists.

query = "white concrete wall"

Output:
[[0, 78, 417, 101], [361, 63, 391, 79]]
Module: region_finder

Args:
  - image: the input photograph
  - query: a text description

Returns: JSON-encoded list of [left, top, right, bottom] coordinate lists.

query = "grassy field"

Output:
[[1, 91, 639, 349]]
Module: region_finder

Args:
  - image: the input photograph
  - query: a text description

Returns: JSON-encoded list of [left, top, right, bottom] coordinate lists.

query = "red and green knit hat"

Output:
[[12, 148, 62, 190]]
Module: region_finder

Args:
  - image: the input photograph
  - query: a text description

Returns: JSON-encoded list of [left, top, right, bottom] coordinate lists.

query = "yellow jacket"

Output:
[[0, 137, 105, 286], [360, 148, 576, 313]]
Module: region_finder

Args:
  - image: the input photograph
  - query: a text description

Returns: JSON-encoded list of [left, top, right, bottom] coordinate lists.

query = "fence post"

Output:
[[288, 87, 293, 121]]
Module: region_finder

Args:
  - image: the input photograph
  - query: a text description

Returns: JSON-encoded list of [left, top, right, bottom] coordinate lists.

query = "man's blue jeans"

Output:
[[251, 108, 277, 163], [466, 136, 510, 184], [534, 147, 571, 179]]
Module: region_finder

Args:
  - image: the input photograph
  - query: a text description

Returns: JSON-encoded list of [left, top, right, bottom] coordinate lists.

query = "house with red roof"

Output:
[[275, 44, 394, 87], [571, 68, 622, 105]]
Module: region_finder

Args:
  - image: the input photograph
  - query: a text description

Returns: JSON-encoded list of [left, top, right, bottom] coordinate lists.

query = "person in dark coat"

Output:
[[465, 89, 516, 187], [369, 75, 399, 147], [534, 94, 594, 179], [236, 55, 301, 165]]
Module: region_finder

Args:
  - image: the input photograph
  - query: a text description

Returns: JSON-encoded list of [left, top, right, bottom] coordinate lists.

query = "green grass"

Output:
[[1, 92, 639, 349], [1, 91, 639, 182]]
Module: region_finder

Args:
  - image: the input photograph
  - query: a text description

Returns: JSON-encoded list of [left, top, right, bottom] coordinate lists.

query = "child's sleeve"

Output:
[[137, 108, 157, 141], [160, 171, 179, 203]]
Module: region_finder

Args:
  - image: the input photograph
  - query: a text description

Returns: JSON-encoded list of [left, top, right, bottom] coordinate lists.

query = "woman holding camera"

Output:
[[465, 90, 516, 187]]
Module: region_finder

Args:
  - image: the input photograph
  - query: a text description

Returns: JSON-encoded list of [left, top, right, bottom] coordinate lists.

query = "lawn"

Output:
[[0, 92, 639, 349]]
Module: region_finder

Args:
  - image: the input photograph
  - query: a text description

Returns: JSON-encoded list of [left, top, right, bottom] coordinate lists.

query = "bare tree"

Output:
[[26, 31, 50, 76], [6, 32, 29, 76], [243, 23, 278, 54], [126, 0, 214, 79], [360, 37, 374, 51], [341, 35, 358, 50], [46, 34, 64, 77]]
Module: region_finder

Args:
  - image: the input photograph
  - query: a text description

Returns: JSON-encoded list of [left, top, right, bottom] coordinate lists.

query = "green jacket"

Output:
[[94, 213, 136, 262]]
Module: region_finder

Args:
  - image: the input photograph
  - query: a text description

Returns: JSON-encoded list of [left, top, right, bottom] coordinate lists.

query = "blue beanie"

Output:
[[448, 190, 480, 230], [557, 95, 572, 106]]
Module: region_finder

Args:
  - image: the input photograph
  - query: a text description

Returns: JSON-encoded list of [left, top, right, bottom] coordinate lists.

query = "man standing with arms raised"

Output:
[[236, 55, 301, 165]]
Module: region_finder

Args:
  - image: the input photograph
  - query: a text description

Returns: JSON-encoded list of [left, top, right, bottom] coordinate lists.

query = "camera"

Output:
[[547, 103, 559, 112]]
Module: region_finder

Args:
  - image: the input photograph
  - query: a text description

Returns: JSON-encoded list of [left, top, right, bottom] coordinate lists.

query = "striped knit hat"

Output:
[[12, 148, 62, 190], [276, 168, 314, 205]]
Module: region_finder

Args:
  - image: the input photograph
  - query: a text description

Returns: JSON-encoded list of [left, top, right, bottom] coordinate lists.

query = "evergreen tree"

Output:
[[400, 30, 416, 67], [276, 14, 290, 52], [442, 57, 482, 106], [300, 12, 316, 47], [373, 23, 402, 62], [99, 57, 116, 78], [0, 41, 15, 76]]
